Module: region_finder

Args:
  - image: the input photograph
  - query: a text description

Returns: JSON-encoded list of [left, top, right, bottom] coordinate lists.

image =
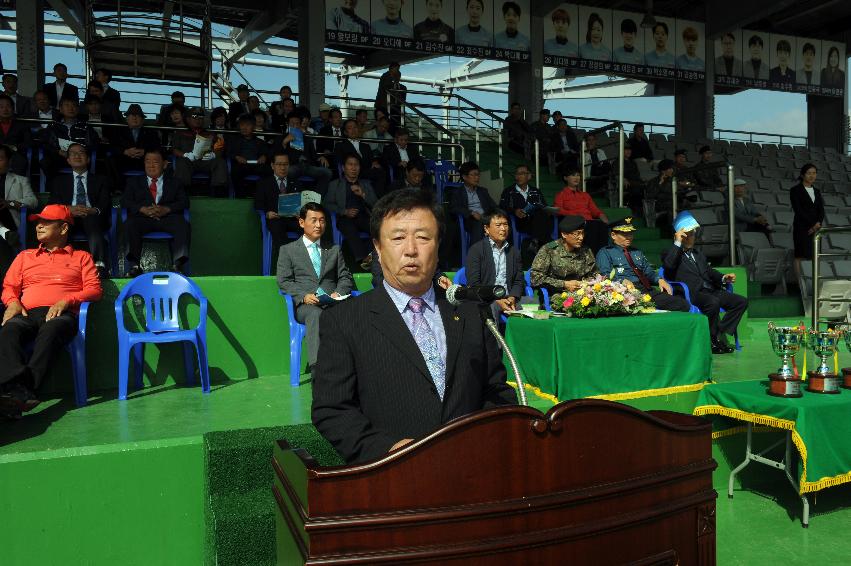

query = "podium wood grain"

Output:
[[273, 399, 717, 565]]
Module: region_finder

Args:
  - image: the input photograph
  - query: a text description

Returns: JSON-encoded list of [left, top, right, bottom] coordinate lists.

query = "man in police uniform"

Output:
[[596, 218, 690, 312], [530, 215, 597, 297]]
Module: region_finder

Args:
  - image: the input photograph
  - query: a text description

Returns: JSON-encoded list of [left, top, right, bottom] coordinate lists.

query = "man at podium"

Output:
[[312, 189, 517, 464]]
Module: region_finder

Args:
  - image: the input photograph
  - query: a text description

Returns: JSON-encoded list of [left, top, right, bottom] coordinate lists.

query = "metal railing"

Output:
[[578, 122, 624, 205]]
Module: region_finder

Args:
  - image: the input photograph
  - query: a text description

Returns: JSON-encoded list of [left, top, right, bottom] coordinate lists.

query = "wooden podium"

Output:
[[273, 399, 717, 565]]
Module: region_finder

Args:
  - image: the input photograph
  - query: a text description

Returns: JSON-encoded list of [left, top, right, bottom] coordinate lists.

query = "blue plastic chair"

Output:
[[510, 215, 559, 248], [114, 272, 210, 400], [120, 208, 192, 276], [525, 270, 552, 311], [456, 213, 470, 266], [329, 212, 371, 249], [226, 157, 258, 199], [256, 210, 299, 276], [453, 267, 467, 285], [658, 267, 741, 350]]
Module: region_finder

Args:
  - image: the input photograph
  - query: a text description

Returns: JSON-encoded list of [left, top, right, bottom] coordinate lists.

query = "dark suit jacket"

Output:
[[312, 284, 517, 463], [0, 119, 32, 153], [227, 100, 250, 127], [465, 238, 525, 298], [42, 81, 80, 107], [121, 175, 189, 217], [101, 86, 121, 109], [449, 185, 497, 218], [333, 138, 376, 170], [48, 172, 112, 228], [382, 142, 419, 176], [790, 182, 825, 230], [108, 126, 162, 153], [661, 244, 724, 299], [316, 124, 343, 155], [254, 175, 301, 213]]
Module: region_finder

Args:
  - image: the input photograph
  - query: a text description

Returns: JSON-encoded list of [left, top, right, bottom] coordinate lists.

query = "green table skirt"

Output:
[[694, 380, 851, 494], [504, 311, 712, 402]]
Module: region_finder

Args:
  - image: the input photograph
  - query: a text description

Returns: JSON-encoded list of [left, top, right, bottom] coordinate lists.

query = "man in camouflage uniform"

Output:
[[595, 218, 690, 312], [530, 215, 598, 297]]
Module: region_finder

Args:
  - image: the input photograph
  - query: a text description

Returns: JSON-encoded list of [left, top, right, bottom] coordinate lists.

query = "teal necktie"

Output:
[[310, 242, 325, 295]]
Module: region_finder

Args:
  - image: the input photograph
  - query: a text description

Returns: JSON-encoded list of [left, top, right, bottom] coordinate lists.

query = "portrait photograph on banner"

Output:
[[796, 37, 821, 89], [455, 0, 494, 56], [675, 20, 705, 79], [543, 3, 579, 65], [326, 0, 372, 46], [611, 11, 645, 68], [413, 0, 455, 50], [370, 0, 415, 40], [577, 6, 612, 62], [714, 29, 742, 84], [742, 30, 770, 83], [644, 16, 676, 73], [769, 33, 797, 89], [820, 41, 846, 94], [493, 0, 531, 61]]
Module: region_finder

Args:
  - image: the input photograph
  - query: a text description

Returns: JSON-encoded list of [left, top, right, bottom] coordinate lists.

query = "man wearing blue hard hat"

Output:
[[661, 211, 747, 354]]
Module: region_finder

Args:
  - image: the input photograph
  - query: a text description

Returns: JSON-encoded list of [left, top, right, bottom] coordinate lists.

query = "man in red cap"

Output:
[[0, 204, 102, 417]]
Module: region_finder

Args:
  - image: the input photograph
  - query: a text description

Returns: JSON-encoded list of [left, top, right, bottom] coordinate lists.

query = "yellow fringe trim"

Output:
[[694, 405, 851, 494], [587, 382, 708, 401], [507, 382, 560, 405]]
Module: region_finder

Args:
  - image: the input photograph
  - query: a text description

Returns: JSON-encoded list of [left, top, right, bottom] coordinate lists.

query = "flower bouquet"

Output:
[[550, 274, 655, 318]]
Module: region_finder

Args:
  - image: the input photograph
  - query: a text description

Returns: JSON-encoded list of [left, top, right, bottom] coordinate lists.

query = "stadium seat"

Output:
[[256, 209, 298, 276], [120, 208, 192, 276], [453, 267, 467, 285], [659, 267, 740, 349], [114, 272, 210, 400], [329, 212, 371, 254], [280, 291, 305, 387]]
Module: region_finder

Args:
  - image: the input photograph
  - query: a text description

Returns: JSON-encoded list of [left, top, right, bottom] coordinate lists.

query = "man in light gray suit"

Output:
[[0, 144, 38, 273], [276, 202, 354, 372]]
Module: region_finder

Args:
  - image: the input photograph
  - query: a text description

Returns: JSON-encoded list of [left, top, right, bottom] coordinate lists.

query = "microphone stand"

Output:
[[477, 305, 528, 406]]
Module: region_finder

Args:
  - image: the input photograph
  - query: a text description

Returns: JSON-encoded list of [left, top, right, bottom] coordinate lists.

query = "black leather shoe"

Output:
[[711, 339, 734, 354], [126, 265, 143, 278]]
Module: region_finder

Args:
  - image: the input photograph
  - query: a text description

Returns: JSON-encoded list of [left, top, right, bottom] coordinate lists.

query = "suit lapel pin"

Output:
[[453, 315, 460, 321]]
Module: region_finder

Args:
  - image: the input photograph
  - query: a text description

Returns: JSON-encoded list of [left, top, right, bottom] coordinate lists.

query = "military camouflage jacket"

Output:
[[530, 241, 598, 291]]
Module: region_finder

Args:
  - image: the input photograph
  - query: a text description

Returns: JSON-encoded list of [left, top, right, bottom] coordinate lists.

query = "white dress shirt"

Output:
[[72, 171, 90, 207], [147, 175, 164, 204]]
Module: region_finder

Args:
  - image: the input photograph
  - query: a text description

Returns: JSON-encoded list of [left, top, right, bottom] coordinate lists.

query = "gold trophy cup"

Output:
[[767, 322, 805, 398]]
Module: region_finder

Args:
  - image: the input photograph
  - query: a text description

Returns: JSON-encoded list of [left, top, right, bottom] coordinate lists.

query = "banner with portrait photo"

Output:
[[576, 7, 612, 65], [413, 0, 456, 54], [644, 16, 676, 77], [493, 0, 531, 62], [543, 3, 580, 66], [768, 34, 797, 91], [610, 11, 645, 73], [820, 41, 846, 96], [796, 38, 821, 92], [454, 0, 494, 58], [714, 30, 743, 87], [368, 0, 415, 50], [740, 30, 770, 88], [326, 0, 372, 47], [674, 20, 705, 81]]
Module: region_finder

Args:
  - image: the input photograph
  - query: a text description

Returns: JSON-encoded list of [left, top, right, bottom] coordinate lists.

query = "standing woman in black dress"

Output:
[[790, 163, 825, 277]]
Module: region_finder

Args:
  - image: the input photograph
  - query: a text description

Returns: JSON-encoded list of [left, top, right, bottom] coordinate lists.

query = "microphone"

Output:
[[446, 284, 507, 305]]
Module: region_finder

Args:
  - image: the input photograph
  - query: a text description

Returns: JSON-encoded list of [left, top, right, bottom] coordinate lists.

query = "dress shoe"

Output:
[[96, 265, 111, 280], [711, 339, 733, 354], [0, 382, 40, 413], [126, 265, 144, 278]]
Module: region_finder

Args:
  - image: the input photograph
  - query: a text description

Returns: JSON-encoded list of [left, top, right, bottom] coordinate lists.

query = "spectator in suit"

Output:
[[382, 127, 419, 182], [1, 74, 31, 117], [388, 159, 432, 193], [94, 68, 120, 109], [209, 107, 228, 130], [450, 162, 497, 250], [583, 133, 611, 194], [84, 82, 121, 123], [553, 166, 609, 253], [465, 208, 525, 321], [693, 146, 724, 192], [269, 85, 294, 130], [715, 33, 742, 76], [790, 163, 825, 272], [121, 149, 190, 277], [375, 61, 401, 112], [551, 118, 579, 170], [317, 108, 344, 159], [628, 123, 654, 161], [323, 153, 377, 266], [255, 151, 303, 256], [43, 63, 79, 107], [156, 91, 185, 126], [743, 34, 769, 80], [334, 119, 386, 196], [530, 109, 553, 162], [108, 103, 163, 182], [311, 189, 516, 464], [274, 111, 332, 196], [30, 90, 59, 129], [40, 97, 99, 181], [363, 115, 393, 154], [0, 144, 38, 256], [172, 107, 228, 197], [227, 113, 270, 198], [644, 159, 678, 235], [309, 103, 331, 133], [661, 211, 747, 354], [730, 179, 772, 240], [47, 143, 112, 278], [619, 143, 645, 215], [227, 84, 251, 127], [354, 108, 371, 137], [499, 163, 552, 264], [277, 202, 353, 372], [0, 94, 32, 176], [0, 204, 103, 418], [79, 94, 113, 141], [503, 102, 533, 158]]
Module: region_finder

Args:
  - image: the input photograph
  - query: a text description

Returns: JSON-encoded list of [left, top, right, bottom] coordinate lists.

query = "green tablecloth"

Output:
[[504, 311, 712, 401], [694, 380, 851, 494]]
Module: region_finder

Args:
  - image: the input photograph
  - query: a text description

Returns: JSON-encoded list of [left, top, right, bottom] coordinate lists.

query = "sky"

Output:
[[0, 26, 841, 146]]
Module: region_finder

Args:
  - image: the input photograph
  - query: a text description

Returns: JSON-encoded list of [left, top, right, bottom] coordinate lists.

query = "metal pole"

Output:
[[727, 165, 736, 264], [498, 126, 503, 179], [618, 126, 625, 208], [671, 176, 678, 219], [580, 139, 587, 192], [475, 124, 480, 164], [534, 139, 540, 186], [813, 232, 821, 328]]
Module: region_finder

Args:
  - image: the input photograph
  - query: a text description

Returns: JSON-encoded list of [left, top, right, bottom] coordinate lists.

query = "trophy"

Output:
[[767, 322, 804, 398], [840, 325, 851, 390], [806, 327, 843, 394]]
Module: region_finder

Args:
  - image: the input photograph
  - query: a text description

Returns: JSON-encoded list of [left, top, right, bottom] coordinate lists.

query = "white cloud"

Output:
[[739, 108, 807, 137]]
